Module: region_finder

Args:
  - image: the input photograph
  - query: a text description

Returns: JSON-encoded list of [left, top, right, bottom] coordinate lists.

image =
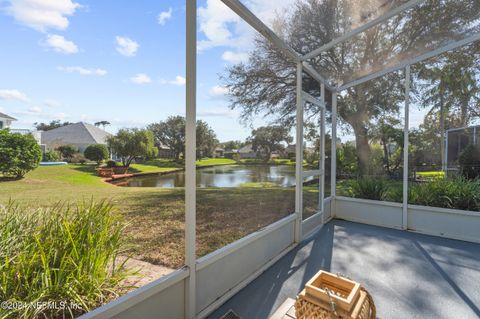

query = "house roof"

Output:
[[41, 122, 111, 145], [238, 144, 255, 153], [0, 112, 17, 121]]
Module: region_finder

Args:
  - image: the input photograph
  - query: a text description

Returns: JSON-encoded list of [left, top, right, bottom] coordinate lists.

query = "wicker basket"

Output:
[[295, 271, 375, 319]]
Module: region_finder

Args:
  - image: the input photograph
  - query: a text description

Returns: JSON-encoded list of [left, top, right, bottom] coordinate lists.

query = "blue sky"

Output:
[[0, 0, 435, 142], [0, 0, 272, 142]]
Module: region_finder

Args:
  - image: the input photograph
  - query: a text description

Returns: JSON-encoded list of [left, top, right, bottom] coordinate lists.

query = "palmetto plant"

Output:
[[0, 201, 131, 319], [409, 178, 480, 211], [348, 177, 390, 201]]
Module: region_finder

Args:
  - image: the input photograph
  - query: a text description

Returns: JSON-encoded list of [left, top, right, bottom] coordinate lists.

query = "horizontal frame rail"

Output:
[[337, 32, 480, 91], [302, 91, 326, 108], [302, 170, 324, 178], [221, 0, 300, 63]]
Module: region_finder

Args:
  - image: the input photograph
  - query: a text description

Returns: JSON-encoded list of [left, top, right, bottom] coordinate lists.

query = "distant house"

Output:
[[238, 144, 257, 159], [284, 144, 296, 157], [41, 122, 111, 153], [157, 143, 176, 159], [0, 112, 16, 129], [214, 147, 225, 158]]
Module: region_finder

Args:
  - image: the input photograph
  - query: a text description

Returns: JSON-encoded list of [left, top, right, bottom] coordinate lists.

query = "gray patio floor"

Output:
[[208, 220, 480, 319]]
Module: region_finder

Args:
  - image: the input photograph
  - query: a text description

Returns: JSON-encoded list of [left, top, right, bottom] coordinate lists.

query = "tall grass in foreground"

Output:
[[0, 202, 130, 319]]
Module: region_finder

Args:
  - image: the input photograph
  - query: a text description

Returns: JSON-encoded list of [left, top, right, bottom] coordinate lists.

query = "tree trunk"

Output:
[[352, 123, 372, 175], [381, 135, 391, 176], [440, 85, 446, 171]]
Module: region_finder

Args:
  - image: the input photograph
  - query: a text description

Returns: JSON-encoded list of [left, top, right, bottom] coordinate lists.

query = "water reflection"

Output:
[[114, 165, 298, 188]]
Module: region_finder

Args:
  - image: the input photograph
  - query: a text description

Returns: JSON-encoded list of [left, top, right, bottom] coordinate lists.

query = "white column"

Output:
[[185, 0, 196, 317], [295, 62, 304, 243], [320, 83, 325, 223], [331, 92, 337, 216], [402, 65, 411, 230]]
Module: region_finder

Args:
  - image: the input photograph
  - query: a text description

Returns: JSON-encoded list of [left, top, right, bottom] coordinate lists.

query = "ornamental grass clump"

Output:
[[409, 178, 480, 211], [0, 201, 130, 319], [348, 176, 390, 201]]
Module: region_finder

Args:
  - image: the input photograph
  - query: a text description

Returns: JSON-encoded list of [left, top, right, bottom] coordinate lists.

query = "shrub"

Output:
[[0, 129, 42, 178], [70, 153, 87, 164], [106, 160, 118, 168], [409, 178, 480, 211], [459, 144, 480, 179], [56, 145, 78, 162], [348, 176, 390, 201], [42, 150, 61, 162], [0, 201, 130, 319], [84, 144, 109, 165]]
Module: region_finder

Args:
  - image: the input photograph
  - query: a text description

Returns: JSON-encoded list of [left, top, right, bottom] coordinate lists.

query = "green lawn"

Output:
[[0, 161, 297, 268], [416, 171, 445, 179]]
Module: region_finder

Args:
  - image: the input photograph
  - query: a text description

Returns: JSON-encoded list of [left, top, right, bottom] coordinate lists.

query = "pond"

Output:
[[112, 165, 297, 188]]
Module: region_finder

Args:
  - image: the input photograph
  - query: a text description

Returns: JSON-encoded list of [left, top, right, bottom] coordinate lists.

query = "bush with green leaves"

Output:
[[70, 153, 87, 164], [84, 144, 109, 165], [56, 145, 78, 162], [409, 178, 480, 211], [42, 150, 61, 162], [107, 128, 156, 167], [348, 177, 390, 201], [459, 144, 480, 179], [0, 129, 42, 178], [0, 201, 131, 319]]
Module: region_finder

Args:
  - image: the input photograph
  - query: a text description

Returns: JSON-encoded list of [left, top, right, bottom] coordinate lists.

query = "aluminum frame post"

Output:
[[320, 83, 326, 223], [295, 62, 304, 243], [185, 0, 197, 317], [331, 92, 337, 216], [402, 65, 411, 230]]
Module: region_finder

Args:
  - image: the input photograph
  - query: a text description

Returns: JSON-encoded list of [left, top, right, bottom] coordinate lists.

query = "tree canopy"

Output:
[[147, 116, 219, 159], [250, 126, 292, 161], [34, 120, 72, 131], [223, 0, 480, 174], [107, 128, 156, 167]]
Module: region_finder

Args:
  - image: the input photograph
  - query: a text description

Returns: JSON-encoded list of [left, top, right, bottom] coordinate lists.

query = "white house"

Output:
[[0, 112, 16, 129], [237, 144, 258, 159], [41, 122, 111, 153]]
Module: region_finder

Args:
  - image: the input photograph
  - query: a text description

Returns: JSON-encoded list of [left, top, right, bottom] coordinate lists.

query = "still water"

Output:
[[113, 165, 297, 188]]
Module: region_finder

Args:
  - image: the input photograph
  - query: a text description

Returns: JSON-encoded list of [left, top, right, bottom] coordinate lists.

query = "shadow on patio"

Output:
[[208, 220, 480, 319]]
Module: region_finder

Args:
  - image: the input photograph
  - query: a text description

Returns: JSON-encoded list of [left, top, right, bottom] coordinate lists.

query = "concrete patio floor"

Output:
[[208, 220, 480, 319]]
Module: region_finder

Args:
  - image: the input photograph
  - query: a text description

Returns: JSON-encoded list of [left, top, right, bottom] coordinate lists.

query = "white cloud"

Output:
[[209, 85, 229, 97], [161, 76, 186, 86], [130, 73, 152, 84], [28, 106, 42, 113], [0, 89, 30, 102], [115, 36, 139, 57], [197, 0, 240, 50], [5, 0, 80, 32], [44, 34, 78, 54], [222, 51, 249, 63], [197, 0, 295, 51], [57, 66, 107, 76], [44, 99, 62, 107], [158, 8, 172, 25]]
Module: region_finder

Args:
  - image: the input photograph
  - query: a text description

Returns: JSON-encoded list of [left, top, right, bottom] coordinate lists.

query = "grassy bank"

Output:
[[0, 162, 297, 268]]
